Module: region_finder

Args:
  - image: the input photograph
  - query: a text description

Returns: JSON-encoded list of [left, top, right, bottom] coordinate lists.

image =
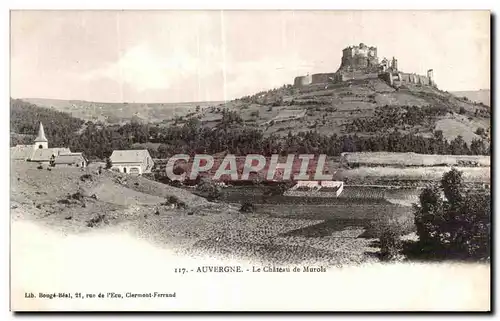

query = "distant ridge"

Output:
[[19, 97, 226, 124], [451, 89, 490, 107]]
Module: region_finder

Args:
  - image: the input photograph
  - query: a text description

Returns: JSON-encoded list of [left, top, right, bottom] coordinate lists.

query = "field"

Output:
[[435, 118, 487, 145], [11, 161, 416, 266], [336, 166, 490, 184], [342, 152, 491, 167]]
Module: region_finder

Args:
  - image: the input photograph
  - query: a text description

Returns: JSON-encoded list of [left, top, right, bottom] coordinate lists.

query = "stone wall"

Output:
[[338, 71, 379, 82], [294, 73, 336, 87], [398, 72, 431, 86], [294, 74, 312, 87], [379, 71, 433, 87], [311, 73, 336, 84]]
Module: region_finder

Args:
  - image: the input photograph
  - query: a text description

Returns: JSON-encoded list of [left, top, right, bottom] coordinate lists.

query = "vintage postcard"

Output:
[[10, 10, 491, 311]]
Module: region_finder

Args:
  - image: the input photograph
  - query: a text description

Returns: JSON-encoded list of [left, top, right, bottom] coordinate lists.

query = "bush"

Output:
[[413, 169, 490, 260], [80, 174, 93, 182], [379, 226, 403, 261], [105, 158, 112, 169], [162, 195, 187, 209], [70, 192, 84, 200], [459, 106, 466, 114], [37, 165, 43, 170], [87, 214, 108, 228], [250, 111, 260, 117], [196, 180, 221, 201], [240, 202, 256, 213], [167, 195, 180, 204], [475, 127, 485, 136]]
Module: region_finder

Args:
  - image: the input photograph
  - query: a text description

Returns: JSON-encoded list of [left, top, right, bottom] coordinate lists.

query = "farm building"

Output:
[[287, 180, 344, 197], [53, 153, 88, 168], [109, 149, 154, 175]]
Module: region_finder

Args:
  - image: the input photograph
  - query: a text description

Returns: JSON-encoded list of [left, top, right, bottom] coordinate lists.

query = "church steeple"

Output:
[[35, 122, 48, 142], [34, 122, 48, 149]]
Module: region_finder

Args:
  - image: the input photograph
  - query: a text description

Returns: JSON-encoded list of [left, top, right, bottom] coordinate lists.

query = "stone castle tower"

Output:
[[427, 69, 434, 85], [34, 122, 48, 149], [338, 43, 379, 72]]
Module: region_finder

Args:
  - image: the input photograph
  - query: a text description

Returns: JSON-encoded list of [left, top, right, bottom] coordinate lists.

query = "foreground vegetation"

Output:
[[380, 168, 490, 261]]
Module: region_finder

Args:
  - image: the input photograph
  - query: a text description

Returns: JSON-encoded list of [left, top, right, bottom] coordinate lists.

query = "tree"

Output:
[[433, 130, 444, 141], [413, 169, 490, 260], [105, 158, 112, 169], [449, 136, 468, 155], [475, 127, 485, 136], [441, 168, 464, 204], [470, 139, 487, 155]]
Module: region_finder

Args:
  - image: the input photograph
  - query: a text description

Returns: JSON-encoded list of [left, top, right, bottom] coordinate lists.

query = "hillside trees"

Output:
[[10, 98, 85, 147], [11, 99, 490, 159]]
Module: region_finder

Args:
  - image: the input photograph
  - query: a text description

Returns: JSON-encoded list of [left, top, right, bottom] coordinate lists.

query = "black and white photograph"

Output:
[[9, 9, 491, 311]]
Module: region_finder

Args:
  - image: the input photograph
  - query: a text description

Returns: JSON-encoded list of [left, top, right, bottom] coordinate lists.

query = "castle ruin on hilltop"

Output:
[[293, 43, 435, 88]]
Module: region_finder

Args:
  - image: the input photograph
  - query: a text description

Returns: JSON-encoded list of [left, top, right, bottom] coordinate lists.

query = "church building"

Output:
[[10, 122, 84, 166]]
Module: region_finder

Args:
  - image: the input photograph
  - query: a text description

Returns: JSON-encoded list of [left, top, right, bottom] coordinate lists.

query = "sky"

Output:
[[11, 10, 490, 103]]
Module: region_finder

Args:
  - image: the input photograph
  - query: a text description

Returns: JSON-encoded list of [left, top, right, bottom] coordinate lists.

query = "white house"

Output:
[[109, 149, 154, 175]]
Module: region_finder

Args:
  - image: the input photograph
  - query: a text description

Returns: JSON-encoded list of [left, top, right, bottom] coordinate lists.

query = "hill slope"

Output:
[[12, 79, 491, 158], [197, 79, 490, 145]]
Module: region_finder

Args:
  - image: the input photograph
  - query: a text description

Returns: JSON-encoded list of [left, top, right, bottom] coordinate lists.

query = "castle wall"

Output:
[[339, 71, 379, 82], [311, 73, 336, 84], [294, 74, 312, 87], [383, 72, 431, 87], [418, 75, 430, 85], [294, 73, 337, 87]]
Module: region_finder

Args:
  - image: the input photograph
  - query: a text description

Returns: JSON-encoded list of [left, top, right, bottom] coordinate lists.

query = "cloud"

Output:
[[80, 42, 312, 100], [83, 44, 217, 92]]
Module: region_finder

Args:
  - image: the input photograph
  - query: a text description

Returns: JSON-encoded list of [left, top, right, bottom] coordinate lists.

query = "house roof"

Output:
[[34, 122, 48, 143], [31, 148, 71, 161], [55, 153, 86, 164], [11, 145, 33, 160], [60, 152, 84, 157], [110, 150, 152, 163]]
